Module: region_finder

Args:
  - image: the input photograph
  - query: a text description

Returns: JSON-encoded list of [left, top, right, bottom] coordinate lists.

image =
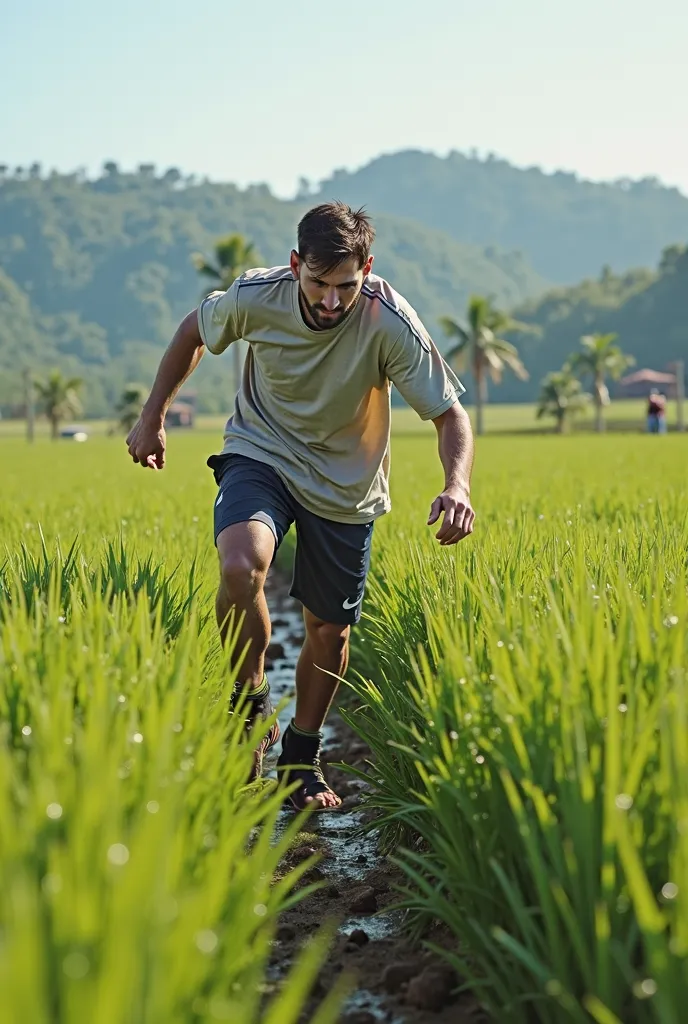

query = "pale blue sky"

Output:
[[2, 0, 687, 196]]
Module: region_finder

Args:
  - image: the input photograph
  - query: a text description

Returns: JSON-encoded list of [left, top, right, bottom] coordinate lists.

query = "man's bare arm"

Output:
[[427, 402, 476, 544], [126, 310, 205, 469]]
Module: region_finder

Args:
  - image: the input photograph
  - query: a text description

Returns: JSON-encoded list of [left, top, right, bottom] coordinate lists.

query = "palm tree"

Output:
[[569, 333, 635, 432], [536, 365, 591, 434], [440, 296, 531, 436], [192, 234, 259, 393], [34, 370, 83, 439], [114, 382, 148, 433]]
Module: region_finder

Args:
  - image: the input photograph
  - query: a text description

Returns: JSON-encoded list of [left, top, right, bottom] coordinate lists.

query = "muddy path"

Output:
[[261, 567, 483, 1024]]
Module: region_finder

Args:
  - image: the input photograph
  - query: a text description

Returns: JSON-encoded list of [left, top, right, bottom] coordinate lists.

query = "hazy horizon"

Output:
[[3, 0, 688, 199], [5, 144, 688, 203]]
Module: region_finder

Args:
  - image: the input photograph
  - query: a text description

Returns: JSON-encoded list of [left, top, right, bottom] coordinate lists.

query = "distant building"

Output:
[[617, 369, 677, 399], [60, 424, 89, 442], [165, 401, 195, 428]]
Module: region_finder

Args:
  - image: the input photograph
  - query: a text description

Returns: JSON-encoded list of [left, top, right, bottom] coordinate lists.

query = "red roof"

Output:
[[619, 369, 676, 386]]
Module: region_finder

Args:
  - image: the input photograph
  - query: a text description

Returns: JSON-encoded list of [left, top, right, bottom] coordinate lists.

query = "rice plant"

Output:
[[345, 433, 688, 1022], [0, 436, 343, 1024]]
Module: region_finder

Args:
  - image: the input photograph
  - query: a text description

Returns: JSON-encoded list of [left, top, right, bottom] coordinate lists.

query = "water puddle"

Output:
[[345, 988, 406, 1024], [263, 568, 406, 1020]]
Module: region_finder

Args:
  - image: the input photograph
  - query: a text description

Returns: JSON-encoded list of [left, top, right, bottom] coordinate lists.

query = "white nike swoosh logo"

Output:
[[215, 492, 223, 507], [342, 594, 364, 610]]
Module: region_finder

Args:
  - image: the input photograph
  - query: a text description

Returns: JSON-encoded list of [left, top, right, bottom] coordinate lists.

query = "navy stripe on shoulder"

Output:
[[362, 285, 431, 352], [238, 273, 293, 289]]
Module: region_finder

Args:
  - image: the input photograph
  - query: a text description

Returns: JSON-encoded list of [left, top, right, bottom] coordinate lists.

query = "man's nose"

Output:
[[322, 287, 340, 310]]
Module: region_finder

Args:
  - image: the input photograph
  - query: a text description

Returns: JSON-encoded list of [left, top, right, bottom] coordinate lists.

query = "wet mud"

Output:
[[262, 567, 484, 1023]]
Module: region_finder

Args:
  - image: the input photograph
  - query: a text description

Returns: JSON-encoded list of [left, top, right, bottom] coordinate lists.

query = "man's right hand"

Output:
[[126, 415, 166, 470]]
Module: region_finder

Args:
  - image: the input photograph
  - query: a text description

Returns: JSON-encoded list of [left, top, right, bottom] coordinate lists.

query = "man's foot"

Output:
[[276, 722, 342, 811], [230, 676, 280, 783]]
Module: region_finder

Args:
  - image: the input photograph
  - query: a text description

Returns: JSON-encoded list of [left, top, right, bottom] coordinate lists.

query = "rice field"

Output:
[[1, 424, 687, 1022]]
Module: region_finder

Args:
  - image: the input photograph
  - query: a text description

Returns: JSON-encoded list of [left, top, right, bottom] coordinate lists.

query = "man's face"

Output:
[[290, 252, 374, 330]]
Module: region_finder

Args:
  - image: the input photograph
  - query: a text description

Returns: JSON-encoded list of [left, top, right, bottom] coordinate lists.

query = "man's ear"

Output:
[[290, 250, 300, 278], [363, 254, 374, 277]]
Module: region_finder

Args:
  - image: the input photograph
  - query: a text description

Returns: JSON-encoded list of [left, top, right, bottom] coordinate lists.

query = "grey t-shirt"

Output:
[[197, 267, 465, 523]]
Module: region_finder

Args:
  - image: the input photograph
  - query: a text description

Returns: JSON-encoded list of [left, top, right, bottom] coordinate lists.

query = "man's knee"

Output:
[[220, 552, 266, 596], [217, 523, 273, 596], [304, 612, 350, 655]]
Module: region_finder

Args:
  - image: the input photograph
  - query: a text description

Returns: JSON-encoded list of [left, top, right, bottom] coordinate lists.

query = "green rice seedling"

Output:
[[1, 534, 207, 641], [0, 530, 83, 617]]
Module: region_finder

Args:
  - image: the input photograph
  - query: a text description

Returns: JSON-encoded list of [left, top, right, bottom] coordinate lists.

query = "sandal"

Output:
[[231, 679, 280, 783], [276, 723, 342, 811]]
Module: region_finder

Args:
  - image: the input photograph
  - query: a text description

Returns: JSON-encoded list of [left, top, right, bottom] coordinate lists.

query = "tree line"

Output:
[[313, 148, 688, 284], [25, 230, 648, 440], [0, 165, 546, 420], [22, 232, 256, 438], [440, 297, 637, 435]]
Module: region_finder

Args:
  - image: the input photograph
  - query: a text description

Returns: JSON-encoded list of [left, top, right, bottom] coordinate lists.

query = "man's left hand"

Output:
[[427, 485, 475, 545]]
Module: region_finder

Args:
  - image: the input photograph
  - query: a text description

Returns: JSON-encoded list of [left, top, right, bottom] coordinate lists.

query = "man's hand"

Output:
[[123, 309, 205, 471], [126, 415, 166, 470], [427, 484, 475, 545]]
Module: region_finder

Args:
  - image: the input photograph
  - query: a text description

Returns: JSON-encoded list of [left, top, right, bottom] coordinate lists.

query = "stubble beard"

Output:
[[298, 286, 360, 331]]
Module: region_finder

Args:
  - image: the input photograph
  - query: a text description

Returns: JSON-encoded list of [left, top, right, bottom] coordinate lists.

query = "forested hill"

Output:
[[310, 149, 688, 283], [0, 167, 546, 416], [493, 245, 688, 403]]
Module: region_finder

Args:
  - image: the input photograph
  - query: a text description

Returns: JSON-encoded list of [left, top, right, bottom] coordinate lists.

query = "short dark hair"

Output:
[[297, 201, 375, 276]]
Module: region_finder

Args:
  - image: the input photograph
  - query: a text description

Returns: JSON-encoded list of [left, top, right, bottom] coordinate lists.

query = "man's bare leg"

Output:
[[277, 609, 349, 810], [217, 520, 282, 781], [294, 610, 349, 732], [216, 520, 275, 690]]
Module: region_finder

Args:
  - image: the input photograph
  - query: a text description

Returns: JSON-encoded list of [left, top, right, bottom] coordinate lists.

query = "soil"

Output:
[[262, 567, 486, 1024]]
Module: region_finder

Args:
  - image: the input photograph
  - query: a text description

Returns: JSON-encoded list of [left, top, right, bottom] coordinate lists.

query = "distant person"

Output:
[[647, 388, 667, 433], [126, 202, 475, 812]]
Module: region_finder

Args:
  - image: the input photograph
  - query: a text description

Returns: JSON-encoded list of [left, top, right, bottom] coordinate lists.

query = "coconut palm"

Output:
[[440, 296, 531, 436], [115, 382, 148, 433], [192, 234, 259, 393], [536, 365, 591, 434], [34, 370, 83, 440], [569, 333, 635, 432]]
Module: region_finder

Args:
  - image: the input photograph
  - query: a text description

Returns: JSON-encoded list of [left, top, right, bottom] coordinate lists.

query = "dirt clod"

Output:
[[406, 966, 457, 1012], [349, 886, 378, 914], [266, 641, 286, 660], [339, 794, 360, 812], [325, 884, 341, 898], [381, 961, 420, 993], [289, 844, 319, 864], [276, 924, 296, 942], [347, 928, 370, 947]]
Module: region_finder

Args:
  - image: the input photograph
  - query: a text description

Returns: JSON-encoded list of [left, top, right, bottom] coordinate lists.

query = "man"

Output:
[[647, 388, 667, 433], [126, 202, 475, 812]]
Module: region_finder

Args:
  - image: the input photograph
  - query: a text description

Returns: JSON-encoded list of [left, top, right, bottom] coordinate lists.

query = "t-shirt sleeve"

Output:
[[384, 319, 466, 421], [197, 279, 242, 355]]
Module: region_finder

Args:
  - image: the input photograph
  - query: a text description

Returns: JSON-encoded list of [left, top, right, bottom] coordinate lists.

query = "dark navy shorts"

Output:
[[207, 453, 374, 625]]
